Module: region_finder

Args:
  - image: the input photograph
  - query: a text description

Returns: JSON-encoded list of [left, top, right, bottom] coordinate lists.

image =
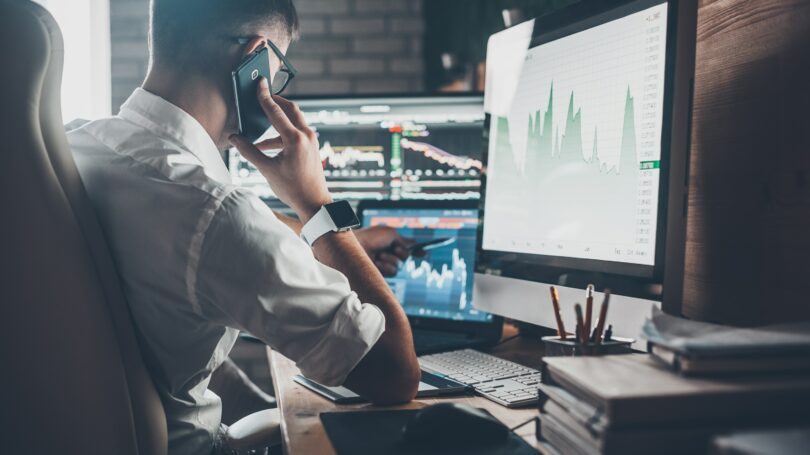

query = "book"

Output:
[[643, 308, 810, 360], [539, 409, 722, 455], [539, 388, 754, 455], [538, 383, 605, 434], [540, 413, 598, 455], [649, 343, 810, 375], [540, 354, 810, 428]]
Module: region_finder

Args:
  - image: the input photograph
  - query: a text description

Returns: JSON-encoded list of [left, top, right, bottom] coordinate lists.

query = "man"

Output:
[[67, 0, 420, 453]]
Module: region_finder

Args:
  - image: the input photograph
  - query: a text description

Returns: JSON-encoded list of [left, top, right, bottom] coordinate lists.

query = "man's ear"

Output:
[[241, 36, 267, 58]]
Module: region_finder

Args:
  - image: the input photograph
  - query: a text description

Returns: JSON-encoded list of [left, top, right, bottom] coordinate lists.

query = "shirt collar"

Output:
[[118, 88, 232, 184]]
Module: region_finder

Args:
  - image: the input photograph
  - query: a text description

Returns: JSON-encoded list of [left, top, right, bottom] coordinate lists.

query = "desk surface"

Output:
[[267, 326, 548, 455]]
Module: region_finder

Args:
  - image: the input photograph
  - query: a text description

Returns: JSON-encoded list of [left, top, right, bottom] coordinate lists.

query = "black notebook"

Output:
[[295, 371, 468, 404], [320, 410, 539, 455]]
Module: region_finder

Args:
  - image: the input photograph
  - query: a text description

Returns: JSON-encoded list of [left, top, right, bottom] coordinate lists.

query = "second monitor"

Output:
[[228, 95, 485, 202]]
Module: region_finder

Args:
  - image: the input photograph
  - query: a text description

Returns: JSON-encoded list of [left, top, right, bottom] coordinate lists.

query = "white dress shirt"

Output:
[[67, 88, 385, 455]]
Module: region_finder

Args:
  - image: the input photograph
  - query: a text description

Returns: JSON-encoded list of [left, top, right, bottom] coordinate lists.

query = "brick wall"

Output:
[[109, 0, 149, 111], [285, 0, 424, 96], [109, 0, 425, 113]]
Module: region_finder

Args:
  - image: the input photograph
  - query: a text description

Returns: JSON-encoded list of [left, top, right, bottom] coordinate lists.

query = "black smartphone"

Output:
[[231, 46, 272, 142]]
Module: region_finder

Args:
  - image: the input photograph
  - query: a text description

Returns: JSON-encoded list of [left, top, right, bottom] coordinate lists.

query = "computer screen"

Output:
[[482, 0, 668, 273], [361, 207, 491, 322], [473, 0, 697, 338], [228, 95, 485, 201]]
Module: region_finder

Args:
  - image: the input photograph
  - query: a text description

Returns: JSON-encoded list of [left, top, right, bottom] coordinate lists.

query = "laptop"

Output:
[[357, 200, 503, 355]]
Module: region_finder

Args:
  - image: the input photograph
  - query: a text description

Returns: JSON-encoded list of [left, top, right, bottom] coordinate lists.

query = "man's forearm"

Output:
[[273, 210, 303, 235], [312, 231, 411, 335], [311, 230, 419, 403]]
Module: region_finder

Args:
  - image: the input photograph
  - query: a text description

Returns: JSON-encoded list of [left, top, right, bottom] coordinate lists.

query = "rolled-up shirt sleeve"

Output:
[[194, 189, 385, 386]]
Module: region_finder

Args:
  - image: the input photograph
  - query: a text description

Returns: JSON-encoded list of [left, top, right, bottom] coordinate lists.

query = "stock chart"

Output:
[[228, 96, 485, 202], [397, 124, 483, 200], [482, 4, 667, 266], [363, 208, 487, 322]]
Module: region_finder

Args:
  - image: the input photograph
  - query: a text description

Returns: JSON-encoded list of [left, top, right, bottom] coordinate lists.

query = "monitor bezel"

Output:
[[357, 199, 504, 338], [286, 92, 484, 102], [222, 93, 486, 163], [225, 93, 487, 202], [476, 0, 693, 303]]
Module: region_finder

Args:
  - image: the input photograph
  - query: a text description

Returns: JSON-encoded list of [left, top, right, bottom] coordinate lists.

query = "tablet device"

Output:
[[293, 370, 470, 404]]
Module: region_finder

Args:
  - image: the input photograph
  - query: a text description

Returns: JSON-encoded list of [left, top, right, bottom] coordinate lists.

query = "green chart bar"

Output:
[[390, 132, 402, 174]]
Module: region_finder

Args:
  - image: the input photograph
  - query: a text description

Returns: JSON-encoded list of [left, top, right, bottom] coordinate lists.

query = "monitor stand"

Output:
[[473, 273, 658, 350]]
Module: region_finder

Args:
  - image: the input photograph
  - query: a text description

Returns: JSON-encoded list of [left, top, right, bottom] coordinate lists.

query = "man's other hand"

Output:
[[355, 226, 416, 277]]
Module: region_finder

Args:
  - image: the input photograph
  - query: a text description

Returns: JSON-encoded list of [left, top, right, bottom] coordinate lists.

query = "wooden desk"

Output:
[[266, 328, 546, 454]]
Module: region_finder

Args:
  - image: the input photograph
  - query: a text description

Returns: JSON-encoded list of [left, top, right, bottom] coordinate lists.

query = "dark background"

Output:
[[422, 0, 579, 91]]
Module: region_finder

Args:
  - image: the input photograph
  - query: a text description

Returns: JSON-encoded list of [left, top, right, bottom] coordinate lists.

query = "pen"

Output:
[[549, 286, 567, 340], [574, 303, 587, 345], [591, 290, 611, 344], [407, 237, 455, 252], [585, 284, 594, 337]]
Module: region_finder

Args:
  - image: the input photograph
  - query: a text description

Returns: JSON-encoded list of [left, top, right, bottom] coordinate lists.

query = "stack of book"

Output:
[[538, 310, 810, 454], [538, 353, 810, 455]]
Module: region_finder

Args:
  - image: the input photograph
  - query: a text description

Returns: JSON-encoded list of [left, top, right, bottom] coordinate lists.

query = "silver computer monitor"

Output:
[[473, 0, 697, 346]]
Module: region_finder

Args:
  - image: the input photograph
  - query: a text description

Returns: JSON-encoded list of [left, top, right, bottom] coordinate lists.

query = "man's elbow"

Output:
[[343, 331, 421, 404], [368, 362, 420, 405]]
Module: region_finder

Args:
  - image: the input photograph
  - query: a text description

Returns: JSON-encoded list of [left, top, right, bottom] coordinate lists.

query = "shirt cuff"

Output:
[[295, 293, 386, 386]]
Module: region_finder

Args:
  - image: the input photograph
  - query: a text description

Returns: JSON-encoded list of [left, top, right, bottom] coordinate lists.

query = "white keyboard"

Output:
[[418, 349, 542, 408]]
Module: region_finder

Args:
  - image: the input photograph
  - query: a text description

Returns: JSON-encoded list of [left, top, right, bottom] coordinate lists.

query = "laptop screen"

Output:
[[361, 207, 492, 322]]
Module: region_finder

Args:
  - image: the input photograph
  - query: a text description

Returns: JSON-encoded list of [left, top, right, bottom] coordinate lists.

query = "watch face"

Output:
[[325, 201, 360, 229]]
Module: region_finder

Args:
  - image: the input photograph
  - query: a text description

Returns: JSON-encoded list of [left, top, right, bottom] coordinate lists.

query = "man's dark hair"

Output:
[[150, 0, 299, 67]]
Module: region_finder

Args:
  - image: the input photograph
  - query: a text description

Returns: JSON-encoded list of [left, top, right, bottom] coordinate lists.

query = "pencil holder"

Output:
[[542, 336, 634, 357]]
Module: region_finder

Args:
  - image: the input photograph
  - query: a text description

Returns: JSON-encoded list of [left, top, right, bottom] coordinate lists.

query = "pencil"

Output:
[[574, 303, 587, 345], [550, 286, 567, 340], [592, 290, 611, 345], [585, 284, 594, 337]]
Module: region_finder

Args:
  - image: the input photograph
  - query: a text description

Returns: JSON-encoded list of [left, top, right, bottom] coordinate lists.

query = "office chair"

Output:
[[0, 1, 279, 453]]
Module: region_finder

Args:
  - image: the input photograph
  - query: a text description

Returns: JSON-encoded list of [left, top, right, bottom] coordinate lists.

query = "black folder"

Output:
[[320, 409, 539, 455]]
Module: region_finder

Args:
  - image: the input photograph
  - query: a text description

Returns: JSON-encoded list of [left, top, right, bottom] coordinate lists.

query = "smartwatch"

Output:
[[300, 200, 361, 246]]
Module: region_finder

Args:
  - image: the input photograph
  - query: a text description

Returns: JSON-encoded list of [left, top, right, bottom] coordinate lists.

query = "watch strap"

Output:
[[300, 206, 338, 246]]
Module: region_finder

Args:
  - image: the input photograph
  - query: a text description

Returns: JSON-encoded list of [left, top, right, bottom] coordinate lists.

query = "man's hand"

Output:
[[355, 226, 414, 277], [229, 77, 331, 223]]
